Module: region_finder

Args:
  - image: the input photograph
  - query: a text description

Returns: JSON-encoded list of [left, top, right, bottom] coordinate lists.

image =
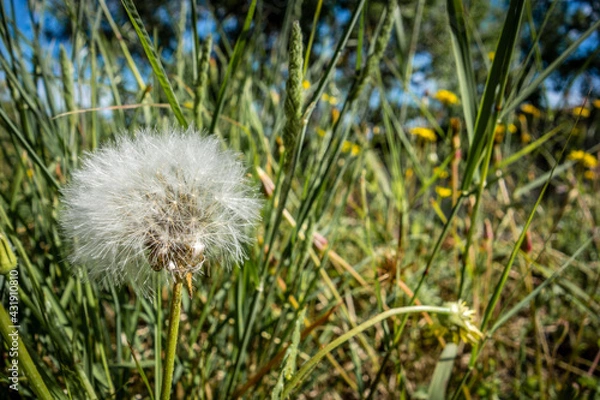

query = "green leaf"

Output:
[[446, 0, 477, 143], [428, 342, 458, 400]]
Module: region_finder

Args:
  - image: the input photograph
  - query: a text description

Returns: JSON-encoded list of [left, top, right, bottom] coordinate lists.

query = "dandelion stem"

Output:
[[161, 279, 183, 400]]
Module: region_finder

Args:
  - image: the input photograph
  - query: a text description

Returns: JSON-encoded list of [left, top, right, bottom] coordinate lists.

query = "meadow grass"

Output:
[[0, 0, 599, 398]]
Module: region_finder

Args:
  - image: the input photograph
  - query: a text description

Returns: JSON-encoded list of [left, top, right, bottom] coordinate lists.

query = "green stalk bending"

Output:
[[160, 280, 183, 400], [194, 35, 212, 129], [224, 22, 304, 398], [282, 306, 452, 398]]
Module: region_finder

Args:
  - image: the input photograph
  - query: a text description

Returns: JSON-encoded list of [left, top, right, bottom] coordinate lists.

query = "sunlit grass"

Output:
[[0, 0, 599, 399]]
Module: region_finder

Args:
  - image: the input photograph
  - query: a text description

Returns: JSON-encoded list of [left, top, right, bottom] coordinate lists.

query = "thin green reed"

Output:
[[451, 125, 585, 400], [296, 0, 391, 230], [223, 20, 305, 398], [194, 35, 213, 129], [208, 0, 258, 135], [446, 0, 477, 143], [460, 0, 525, 192], [120, 0, 187, 127]]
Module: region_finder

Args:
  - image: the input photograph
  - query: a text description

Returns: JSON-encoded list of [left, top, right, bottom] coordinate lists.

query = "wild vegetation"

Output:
[[0, 0, 599, 398]]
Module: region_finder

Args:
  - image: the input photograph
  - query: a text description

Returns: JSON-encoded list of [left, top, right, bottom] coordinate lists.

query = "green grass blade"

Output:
[[208, 0, 257, 134], [282, 306, 452, 398], [495, 123, 566, 170], [446, 0, 477, 143], [428, 342, 458, 400], [0, 107, 59, 189], [490, 237, 595, 334], [461, 0, 525, 190], [0, 302, 54, 400], [120, 0, 187, 127], [501, 17, 600, 120]]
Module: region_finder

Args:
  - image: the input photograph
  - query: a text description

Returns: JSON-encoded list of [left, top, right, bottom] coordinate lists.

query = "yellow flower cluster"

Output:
[[495, 123, 518, 134], [495, 123, 518, 142], [322, 93, 338, 105], [331, 108, 340, 124], [572, 107, 590, 118], [568, 150, 598, 169], [341, 141, 361, 156], [520, 104, 542, 118], [409, 127, 437, 142], [433, 89, 460, 106], [435, 186, 452, 198]]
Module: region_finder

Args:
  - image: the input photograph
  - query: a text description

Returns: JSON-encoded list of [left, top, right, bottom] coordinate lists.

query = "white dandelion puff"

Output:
[[60, 126, 262, 295]]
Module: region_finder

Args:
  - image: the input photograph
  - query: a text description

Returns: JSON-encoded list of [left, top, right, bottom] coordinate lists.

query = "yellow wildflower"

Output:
[[582, 153, 598, 169], [494, 124, 505, 143], [410, 127, 437, 142], [316, 128, 327, 137], [593, 99, 600, 109], [433, 89, 460, 106], [568, 150, 598, 168], [572, 107, 590, 118], [405, 168, 414, 179], [331, 108, 340, 124], [322, 93, 338, 105], [488, 51, 495, 61], [520, 104, 542, 118], [568, 150, 585, 161], [521, 132, 531, 144], [584, 170, 596, 180], [302, 80, 311, 90], [508, 123, 518, 134], [340, 141, 360, 157], [435, 186, 452, 198], [341, 141, 352, 153], [433, 166, 449, 179], [518, 114, 528, 126]]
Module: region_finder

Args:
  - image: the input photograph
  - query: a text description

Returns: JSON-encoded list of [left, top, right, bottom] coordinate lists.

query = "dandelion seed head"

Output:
[[60, 126, 262, 296]]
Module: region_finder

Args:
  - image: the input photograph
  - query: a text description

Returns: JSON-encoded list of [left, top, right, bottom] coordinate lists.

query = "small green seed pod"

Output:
[[0, 234, 17, 275]]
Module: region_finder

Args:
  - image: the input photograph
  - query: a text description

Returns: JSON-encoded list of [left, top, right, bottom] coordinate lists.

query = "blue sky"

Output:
[[2, 0, 597, 112]]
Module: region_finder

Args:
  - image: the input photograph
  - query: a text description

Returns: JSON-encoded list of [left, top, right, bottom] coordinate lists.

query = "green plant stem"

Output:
[[458, 124, 496, 297], [160, 280, 183, 400], [155, 275, 163, 400], [282, 306, 452, 398], [120, 0, 187, 127], [0, 301, 53, 400]]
